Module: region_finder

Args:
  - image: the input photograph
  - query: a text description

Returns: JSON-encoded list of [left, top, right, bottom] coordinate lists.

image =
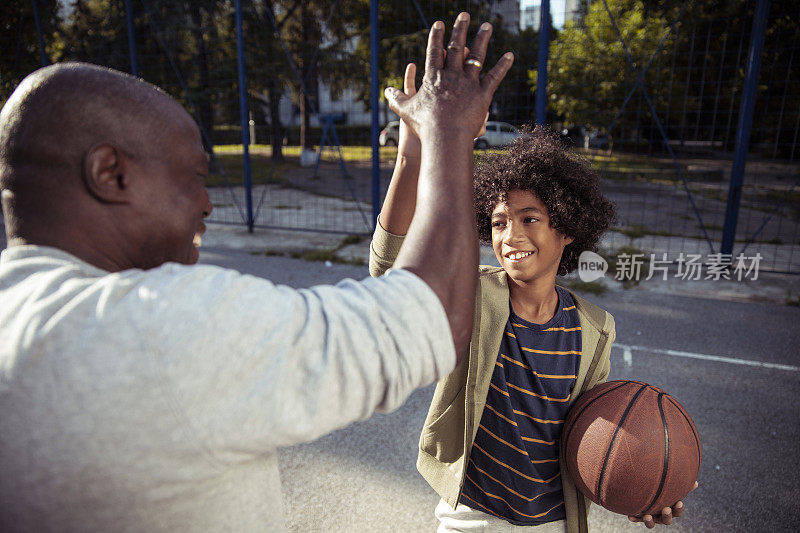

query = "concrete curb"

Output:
[[204, 223, 800, 306]]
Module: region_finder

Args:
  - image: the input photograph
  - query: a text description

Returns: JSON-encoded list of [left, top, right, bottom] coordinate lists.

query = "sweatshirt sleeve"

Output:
[[133, 263, 456, 456]]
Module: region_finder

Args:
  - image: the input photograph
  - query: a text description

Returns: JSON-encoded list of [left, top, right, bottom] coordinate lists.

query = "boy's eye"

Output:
[[491, 221, 506, 229], [524, 217, 538, 223]]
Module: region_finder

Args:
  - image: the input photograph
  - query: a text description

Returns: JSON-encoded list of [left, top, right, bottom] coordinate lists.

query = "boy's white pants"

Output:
[[435, 499, 568, 532]]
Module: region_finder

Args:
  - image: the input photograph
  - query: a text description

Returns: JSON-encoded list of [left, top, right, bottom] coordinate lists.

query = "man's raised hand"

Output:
[[384, 12, 513, 145]]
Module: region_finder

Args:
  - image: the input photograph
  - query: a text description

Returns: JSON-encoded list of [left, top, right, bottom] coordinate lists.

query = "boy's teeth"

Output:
[[509, 251, 531, 260]]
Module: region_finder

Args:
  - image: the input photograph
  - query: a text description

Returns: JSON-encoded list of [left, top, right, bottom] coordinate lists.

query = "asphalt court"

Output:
[[193, 250, 799, 532]]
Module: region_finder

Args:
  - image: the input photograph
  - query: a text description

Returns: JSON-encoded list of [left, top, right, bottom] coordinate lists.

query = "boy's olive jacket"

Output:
[[370, 225, 616, 533]]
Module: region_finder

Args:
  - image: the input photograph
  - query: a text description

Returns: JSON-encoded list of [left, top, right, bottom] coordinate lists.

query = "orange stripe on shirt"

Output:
[[507, 382, 572, 402], [463, 473, 565, 518], [483, 403, 518, 427], [521, 435, 556, 445], [490, 382, 510, 397], [468, 458, 557, 502], [512, 409, 564, 425], [478, 424, 528, 455], [472, 442, 561, 483], [500, 355, 576, 379], [521, 347, 582, 355], [562, 305, 576, 311], [542, 326, 582, 332], [459, 492, 503, 518]]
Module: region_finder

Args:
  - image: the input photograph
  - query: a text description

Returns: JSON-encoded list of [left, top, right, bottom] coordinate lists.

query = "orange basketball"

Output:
[[561, 380, 701, 517]]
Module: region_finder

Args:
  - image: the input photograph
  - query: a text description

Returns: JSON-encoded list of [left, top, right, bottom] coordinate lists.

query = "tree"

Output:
[[350, 1, 497, 120], [1, 0, 62, 104], [545, 0, 678, 140], [256, 0, 364, 151]]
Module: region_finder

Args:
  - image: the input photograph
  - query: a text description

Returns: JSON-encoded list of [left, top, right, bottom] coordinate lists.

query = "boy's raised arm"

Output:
[[383, 12, 513, 362], [377, 62, 422, 237]]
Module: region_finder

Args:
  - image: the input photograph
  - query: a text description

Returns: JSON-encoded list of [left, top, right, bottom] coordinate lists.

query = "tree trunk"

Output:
[[268, 83, 284, 162], [188, 2, 214, 151], [298, 3, 314, 151], [300, 93, 313, 151]]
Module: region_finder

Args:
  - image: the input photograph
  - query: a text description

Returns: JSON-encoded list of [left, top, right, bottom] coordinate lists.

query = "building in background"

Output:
[[489, 0, 521, 33], [520, 0, 581, 31]]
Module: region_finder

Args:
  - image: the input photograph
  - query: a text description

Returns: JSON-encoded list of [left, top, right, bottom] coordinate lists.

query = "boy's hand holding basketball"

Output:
[[628, 481, 699, 529]]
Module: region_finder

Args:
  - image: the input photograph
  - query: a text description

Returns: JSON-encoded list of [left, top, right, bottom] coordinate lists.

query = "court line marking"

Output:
[[622, 346, 633, 367], [615, 343, 800, 372]]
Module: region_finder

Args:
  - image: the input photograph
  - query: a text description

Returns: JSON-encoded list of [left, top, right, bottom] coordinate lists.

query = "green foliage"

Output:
[[349, 2, 493, 109], [545, 0, 677, 132], [0, 0, 61, 103]]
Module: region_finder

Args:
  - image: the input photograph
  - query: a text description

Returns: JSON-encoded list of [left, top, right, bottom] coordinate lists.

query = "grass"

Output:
[[340, 234, 365, 246], [254, 234, 368, 267], [614, 224, 689, 240], [207, 151, 293, 188], [600, 245, 651, 289], [786, 291, 800, 307], [619, 223, 649, 240]]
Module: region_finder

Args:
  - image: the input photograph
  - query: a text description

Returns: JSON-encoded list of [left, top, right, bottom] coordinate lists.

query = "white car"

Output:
[[379, 121, 400, 146], [474, 121, 520, 149]]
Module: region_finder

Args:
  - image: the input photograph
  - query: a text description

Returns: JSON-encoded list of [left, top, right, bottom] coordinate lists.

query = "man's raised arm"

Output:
[[383, 13, 513, 362]]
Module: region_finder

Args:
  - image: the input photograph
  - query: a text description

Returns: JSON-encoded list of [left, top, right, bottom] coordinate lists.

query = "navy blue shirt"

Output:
[[460, 286, 582, 525]]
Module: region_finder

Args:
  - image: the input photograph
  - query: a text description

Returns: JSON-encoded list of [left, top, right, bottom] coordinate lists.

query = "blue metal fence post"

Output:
[[124, 0, 138, 76], [721, 0, 771, 256], [370, 0, 381, 228], [535, 0, 551, 126], [31, 0, 48, 67], [235, 0, 255, 232]]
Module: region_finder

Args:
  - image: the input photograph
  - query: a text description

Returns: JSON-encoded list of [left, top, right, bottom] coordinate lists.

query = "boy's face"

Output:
[[491, 189, 574, 285]]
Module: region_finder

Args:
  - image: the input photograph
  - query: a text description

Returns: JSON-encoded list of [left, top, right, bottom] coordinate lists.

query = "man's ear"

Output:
[[82, 143, 132, 204]]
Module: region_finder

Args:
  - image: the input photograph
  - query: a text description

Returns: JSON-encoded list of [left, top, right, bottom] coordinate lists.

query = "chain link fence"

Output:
[[3, 0, 798, 272]]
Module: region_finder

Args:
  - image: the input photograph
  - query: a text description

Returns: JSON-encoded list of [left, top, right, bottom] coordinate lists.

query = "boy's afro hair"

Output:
[[474, 125, 617, 276]]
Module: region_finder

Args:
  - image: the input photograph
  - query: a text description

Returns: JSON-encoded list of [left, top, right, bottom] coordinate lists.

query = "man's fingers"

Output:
[[445, 12, 470, 70], [464, 22, 493, 78], [480, 52, 514, 95], [425, 21, 445, 73], [403, 63, 417, 96], [660, 507, 673, 526]]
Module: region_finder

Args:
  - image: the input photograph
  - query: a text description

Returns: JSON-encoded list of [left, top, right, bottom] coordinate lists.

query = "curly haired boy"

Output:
[[370, 63, 693, 532]]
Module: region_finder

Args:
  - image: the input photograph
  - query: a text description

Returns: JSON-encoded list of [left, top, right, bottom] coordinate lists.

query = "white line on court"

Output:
[[614, 343, 800, 372], [622, 346, 633, 367]]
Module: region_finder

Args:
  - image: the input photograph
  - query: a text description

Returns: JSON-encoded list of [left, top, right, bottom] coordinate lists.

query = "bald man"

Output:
[[0, 14, 512, 532]]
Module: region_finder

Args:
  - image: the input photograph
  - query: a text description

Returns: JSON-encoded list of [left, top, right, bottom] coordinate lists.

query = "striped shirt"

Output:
[[459, 286, 582, 525]]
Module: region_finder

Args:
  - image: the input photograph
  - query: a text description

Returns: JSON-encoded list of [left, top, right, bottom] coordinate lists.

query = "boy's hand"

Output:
[[397, 63, 421, 161], [384, 13, 513, 146], [628, 481, 698, 529]]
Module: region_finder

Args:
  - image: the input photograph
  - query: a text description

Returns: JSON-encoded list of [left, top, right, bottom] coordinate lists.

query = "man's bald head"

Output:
[[0, 63, 210, 271], [0, 62, 187, 190]]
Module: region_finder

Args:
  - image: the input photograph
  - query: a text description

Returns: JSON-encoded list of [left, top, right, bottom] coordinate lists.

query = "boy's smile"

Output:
[[505, 250, 534, 262], [491, 189, 573, 285]]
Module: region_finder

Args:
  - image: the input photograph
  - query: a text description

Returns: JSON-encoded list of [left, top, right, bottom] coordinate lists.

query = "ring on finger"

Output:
[[465, 58, 482, 68]]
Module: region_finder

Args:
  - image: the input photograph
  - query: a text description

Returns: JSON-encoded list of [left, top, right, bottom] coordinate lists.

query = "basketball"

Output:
[[561, 380, 701, 517]]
